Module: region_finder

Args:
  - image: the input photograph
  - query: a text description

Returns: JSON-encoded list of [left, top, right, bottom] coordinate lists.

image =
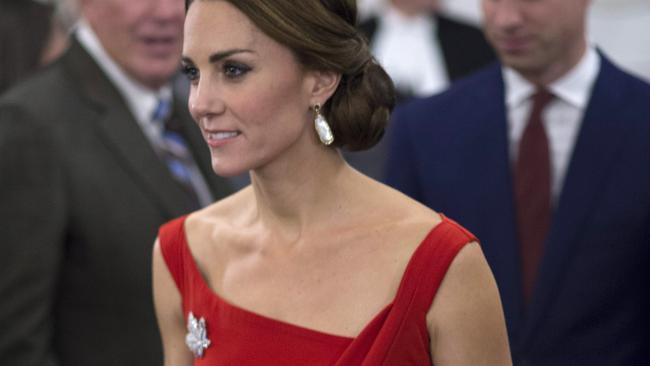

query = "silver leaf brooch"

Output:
[[185, 312, 211, 358]]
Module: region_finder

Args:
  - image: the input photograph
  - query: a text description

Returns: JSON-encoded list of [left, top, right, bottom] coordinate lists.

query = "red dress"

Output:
[[159, 214, 476, 365]]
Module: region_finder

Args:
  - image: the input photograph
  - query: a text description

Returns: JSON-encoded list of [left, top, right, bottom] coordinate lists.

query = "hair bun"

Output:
[[326, 57, 395, 151]]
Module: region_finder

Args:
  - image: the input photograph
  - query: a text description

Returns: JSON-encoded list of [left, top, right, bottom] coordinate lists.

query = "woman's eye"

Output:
[[181, 65, 199, 81], [223, 62, 251, 79]]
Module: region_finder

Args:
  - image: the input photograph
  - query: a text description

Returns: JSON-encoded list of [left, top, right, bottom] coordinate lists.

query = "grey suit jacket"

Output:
[[0, 40, 232, 366]]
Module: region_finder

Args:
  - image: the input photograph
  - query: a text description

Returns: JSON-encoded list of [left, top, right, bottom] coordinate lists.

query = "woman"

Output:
[[153, 0, 511, 365]]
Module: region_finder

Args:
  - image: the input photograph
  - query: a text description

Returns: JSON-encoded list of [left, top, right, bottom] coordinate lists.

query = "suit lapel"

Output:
[[520, 56, 628, 345], [63, 40, 197, 217], [468, 66, 526, 338]]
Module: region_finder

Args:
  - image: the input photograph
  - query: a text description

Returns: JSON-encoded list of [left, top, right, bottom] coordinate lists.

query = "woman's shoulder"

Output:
[[345, 178, 445, 259], [375, 183, 480, 264], [183, 187, 256, 251], [365, 178, 442, 227], [189, 186, 253, 223]]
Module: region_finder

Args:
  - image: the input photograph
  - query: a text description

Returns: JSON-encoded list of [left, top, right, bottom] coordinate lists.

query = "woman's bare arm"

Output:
[[152, 238, 194, 366], [428, 242, 512, 366]]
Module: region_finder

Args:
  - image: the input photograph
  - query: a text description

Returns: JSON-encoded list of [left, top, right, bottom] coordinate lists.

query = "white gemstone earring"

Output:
[[313, 104, 334, 146]]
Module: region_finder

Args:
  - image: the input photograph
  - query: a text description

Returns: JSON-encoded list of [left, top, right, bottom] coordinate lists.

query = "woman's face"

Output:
[[182, 0, 317, 177]]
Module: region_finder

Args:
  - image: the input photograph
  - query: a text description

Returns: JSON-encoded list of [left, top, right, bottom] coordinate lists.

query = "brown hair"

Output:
[[186, 0, 395, 151]]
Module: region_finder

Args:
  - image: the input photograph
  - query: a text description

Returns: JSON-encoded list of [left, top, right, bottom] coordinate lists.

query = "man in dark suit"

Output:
[[0, 0, 232, 365], [386, 0, 650, 365], [345, 0, 495, 180]]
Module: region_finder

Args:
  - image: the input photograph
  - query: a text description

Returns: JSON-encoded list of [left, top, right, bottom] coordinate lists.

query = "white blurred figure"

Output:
[[358, 0, 494, 100], [358, 0, 383, 19], [368, 0, 448, 98], [359, 0, 482, 23], [439, 0, 482, 24]]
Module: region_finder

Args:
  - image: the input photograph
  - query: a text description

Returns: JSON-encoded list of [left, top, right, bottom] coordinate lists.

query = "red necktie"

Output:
[[515, 88, 554, 303]]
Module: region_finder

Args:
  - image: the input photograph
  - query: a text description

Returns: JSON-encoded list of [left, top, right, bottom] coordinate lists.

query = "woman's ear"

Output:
[[306, 70, 341, 105]]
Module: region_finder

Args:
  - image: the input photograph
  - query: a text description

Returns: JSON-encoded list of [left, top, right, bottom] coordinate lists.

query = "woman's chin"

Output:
[[211, 161, 249, 178]]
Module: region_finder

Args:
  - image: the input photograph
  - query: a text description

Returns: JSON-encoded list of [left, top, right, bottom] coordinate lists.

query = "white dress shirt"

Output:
[[76, 21, 214, 207], [504, 47, 601, 201], [76, 20, 172, 145], [371, 6, 449, 97]]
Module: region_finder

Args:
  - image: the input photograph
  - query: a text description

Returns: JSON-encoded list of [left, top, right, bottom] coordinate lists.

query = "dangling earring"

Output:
[[313, 104, 334, 146]]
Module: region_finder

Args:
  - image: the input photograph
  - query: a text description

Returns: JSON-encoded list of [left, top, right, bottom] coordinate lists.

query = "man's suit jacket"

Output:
[[344, 13, 495, 181], [0, 40, 232, 366], [385, 55, 650, 365]]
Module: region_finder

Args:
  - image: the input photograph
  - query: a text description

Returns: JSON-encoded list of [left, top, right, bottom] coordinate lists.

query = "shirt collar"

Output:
[[504, 47, 600, 109], [75, 19, 172, 125]]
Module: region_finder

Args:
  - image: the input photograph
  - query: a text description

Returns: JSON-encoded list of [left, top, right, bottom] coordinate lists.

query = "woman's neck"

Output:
[[248, 143, 353, 242]]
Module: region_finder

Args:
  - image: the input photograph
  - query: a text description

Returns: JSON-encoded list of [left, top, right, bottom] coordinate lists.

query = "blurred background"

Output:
[[1, 0, 648, 96], [359, 0, 650, 82]]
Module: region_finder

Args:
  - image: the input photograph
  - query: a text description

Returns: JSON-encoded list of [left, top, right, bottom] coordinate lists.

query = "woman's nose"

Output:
[[189, 78, 225, 121]]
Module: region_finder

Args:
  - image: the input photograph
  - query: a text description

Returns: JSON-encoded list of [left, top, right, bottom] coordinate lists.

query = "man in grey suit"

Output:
[[0, 0, 232, 365]]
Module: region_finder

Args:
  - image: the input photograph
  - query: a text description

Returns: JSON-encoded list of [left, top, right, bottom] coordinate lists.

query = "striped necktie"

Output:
[[151, 98, 212, 210]]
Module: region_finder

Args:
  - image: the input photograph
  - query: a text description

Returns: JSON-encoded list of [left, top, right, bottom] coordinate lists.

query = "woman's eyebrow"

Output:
[[208, 49, 255, 63]]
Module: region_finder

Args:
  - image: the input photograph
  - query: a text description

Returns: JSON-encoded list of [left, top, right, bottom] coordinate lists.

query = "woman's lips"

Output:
[[204, 130, 241, 147]]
